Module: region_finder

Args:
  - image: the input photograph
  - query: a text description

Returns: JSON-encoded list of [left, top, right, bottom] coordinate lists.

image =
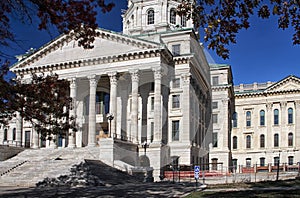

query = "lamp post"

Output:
[[142, 141, 150, 155], [106, 114, 114, 138], [276, 151, 281, 181]]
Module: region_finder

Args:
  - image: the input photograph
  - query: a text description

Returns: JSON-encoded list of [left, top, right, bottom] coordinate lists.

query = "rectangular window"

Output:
[[288, 156, 294, 165], [212, 102, 218, 109], [212, 114, 218, 124], [172, 44, 180, 56], [172, 95, 180, 108], [213, 132, 218, 147], [246, 158, 251, 168], [274, 157, 280, 166], [172, 120, 180, 141], [172, 78, 180, 88], [150, 122, 154, 142], [212, 76, 219, 86], [150, 97, 154, 110], [260, 158, 265, 167], [211, 158, 218, 170]]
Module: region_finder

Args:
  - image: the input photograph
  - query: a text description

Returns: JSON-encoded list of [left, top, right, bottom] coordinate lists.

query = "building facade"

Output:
[[209, 64, 235, 170], [1, 0, 212, 180], [232, 75, 300, 172]]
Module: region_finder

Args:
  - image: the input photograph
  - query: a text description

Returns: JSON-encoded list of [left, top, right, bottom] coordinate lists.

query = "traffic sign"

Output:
[[194, 165, 200, 180]]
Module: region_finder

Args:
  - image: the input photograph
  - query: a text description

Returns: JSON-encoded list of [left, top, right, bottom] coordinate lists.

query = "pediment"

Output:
[[266, 75, 300, 92], [11, 29, 160, 70]]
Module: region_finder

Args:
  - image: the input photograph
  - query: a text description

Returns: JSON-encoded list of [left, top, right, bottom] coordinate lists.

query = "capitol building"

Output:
[[1, 0, 299, 179]]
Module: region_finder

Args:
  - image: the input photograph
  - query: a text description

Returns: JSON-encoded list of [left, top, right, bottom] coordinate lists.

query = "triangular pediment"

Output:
[[11, 28, 161, 70], [266, 75, 300, 92]]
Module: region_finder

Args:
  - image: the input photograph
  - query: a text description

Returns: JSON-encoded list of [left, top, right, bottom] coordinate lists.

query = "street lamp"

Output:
[[106, 113, 114, 138], [276, 151, 281, 181], [142, 141, 150, 155]]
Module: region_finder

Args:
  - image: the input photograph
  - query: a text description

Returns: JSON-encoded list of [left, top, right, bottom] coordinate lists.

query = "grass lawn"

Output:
[[185, 179, 300, 198]]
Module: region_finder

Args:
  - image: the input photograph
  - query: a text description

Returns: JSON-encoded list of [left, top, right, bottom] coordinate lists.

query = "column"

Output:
[[130, 70, 139, 144], [32, 127, 39, 149], [295, 101, 300, 147], [68, 78, 77, 148], [16, 112, 22, 147], [181, 73, 191, 142], [153, 68, 162, 144], [88, 75, 99, 147], [109, 72, 118, 138]]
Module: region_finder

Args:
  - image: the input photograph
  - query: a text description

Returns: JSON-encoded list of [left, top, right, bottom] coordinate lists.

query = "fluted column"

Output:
[[153, 68, 162, 143], [130, 70, 139, 143], [32, 126, 39, 149], [68, 78, 77, 148], [88, 75, 99, 147], [16, 112, 22, 147], [109, 72, 118, 138]]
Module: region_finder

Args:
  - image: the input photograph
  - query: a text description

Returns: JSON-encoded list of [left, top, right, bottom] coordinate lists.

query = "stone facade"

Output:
[[1, 0, 212, 180]]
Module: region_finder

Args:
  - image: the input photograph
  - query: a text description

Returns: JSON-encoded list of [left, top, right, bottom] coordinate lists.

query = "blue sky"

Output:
[[4, 1, 299, 85]]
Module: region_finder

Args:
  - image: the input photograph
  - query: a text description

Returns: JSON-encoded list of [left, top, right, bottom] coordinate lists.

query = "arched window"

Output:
[[232, 112, 237, 128], [147, 9, 155, 25], [246, 111, 251, 127], [260, 134, 265, 148], [181, 15, 186, 27], [274, 133, 279, 147], [260, 110, 265, 126], [274, 109, 279, 125], [288, 132, 293, 147], [288, 108, 293, 124], [246, 135, 251, 149], [170, 8, 176, 24], [233, 136, 237, 149], [12, 128, 16, 141]]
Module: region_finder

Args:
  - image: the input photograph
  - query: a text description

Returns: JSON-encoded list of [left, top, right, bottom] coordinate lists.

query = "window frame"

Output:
[[147, 9, 155, 25], [260, 134, 265, 148], [232, 136, 237, 149], [212, 132, 218, 148], [172, 44, 181, 56], [172, 120, 180, 141], [260, 110, 265, 126], [274, 133, 279, 147], [246, 111, 251, 127], [274, 109, 279, 125], [246, 135, 251, 149], [288, 132, 293, 147], [288, 108, 293, 124], [172, 94, 180, 109], [170, 8, 176, 24]]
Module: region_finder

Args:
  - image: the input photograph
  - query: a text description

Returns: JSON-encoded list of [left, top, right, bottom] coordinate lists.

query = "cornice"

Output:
[[13, 48, 167, 76], [235, 89, 300, 99]]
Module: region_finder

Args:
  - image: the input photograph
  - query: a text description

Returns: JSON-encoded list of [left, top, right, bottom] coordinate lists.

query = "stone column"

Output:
[[266, 103, 273, 148], [16, 112, 22, 147], [295, 101, 300, 147], [88, 75, 99, 147], [32, 126, 39, 149], [130, 70, 139, 144], [109, 72, 118, 138], [153, 68, 162, 144], [68, 78, 77, 148]]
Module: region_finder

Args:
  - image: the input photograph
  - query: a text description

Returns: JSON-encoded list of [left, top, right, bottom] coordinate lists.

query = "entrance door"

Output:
[[25, 131, 31, 148]]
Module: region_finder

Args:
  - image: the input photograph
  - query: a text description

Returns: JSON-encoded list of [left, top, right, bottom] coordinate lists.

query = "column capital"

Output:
[[181, 73, 191, 84], [152, 68, 162, 80], [130, 70, 139, 82], [266, 103, 273, 111], [69, 78, 77, 89], [108, 72, 118, 85], [88, 75, 100, 87]]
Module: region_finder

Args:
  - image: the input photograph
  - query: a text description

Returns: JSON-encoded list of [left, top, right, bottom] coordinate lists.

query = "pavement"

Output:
[[0, 182, 200, 198]]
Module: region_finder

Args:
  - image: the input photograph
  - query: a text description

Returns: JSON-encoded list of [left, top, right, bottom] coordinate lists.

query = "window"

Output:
[[274, 157, 279, 166], [246, 135, 251, 149], [232, 159, 238, 170], [288, 108, 293, 124], [212, 102, 218, 109], [233, 136, 237, 149], [213, 132, 218, 147], [4, 129, 7, 141], [170, 8, 176, 24], [211, 158, 218, 170], [172, 95, 180, 108], [181, 15, 187, 27], [172, 120, 179, 141], [260, 157, 265, 167], [150, 122, 154, 142], [246, 111, 251, 127], [288, 156, 294, 165], [172, 78, 180, 88], [274, 133, 279, 147], [260, 110, 265, 126], [150, 97, 154, 110], [212, 114, 218, 124], [12, 128, 16, 141], [288, 132, 293, 147], [260, 134, 265, 148], [212, 76, 219, 86], [147, 9, 154, 25], [232, 112, 237, 128], [172, 44, 180, 56], [246, 158, 251, 168], [274, 109, 279, 125]]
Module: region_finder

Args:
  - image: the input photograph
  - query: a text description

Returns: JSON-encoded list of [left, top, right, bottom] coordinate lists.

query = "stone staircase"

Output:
[[0, 147, 101, 187]]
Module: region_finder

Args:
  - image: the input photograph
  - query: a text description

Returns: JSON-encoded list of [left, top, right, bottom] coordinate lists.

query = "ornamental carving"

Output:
[[109, 72, 118, 85], [130, 70, 139, 82], [88, 75, 99, 87]]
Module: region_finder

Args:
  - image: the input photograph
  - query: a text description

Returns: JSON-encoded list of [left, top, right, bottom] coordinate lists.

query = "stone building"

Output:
[[232, 75, 300, 172], [209, 64, 235, 171], [1, 0, 212, 180]]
